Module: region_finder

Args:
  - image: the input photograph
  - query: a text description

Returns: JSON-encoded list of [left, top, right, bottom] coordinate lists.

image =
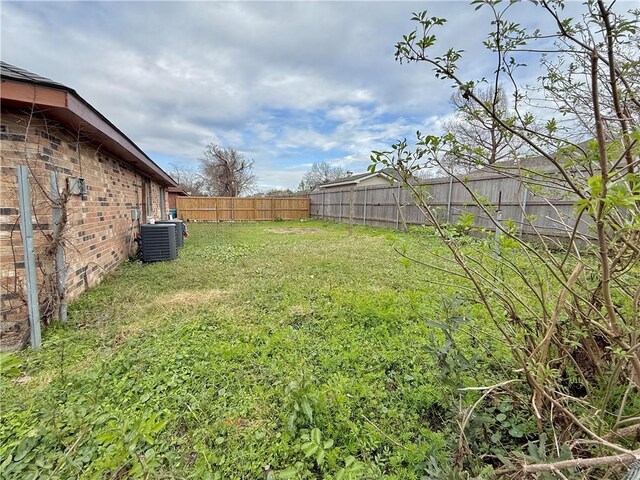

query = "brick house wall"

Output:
[[0, 109, 170, 351], [168, 192, 178, 210], [168, 187, 187, 212]]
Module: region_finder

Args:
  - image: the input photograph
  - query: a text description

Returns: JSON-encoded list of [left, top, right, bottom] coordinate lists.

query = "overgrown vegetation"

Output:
[[371, 0, 640, 476], [0, 221, 571, 479]]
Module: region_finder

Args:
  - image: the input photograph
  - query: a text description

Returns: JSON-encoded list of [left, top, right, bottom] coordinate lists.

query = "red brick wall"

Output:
[[168, 192, 178, 210], [0, 108, 170, 351]]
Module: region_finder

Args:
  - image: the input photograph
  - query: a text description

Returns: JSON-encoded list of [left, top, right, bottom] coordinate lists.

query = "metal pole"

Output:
[[49, 172, 67, 322], [363, 186, 367, 226], [17, 166, 42, 349], [446, 176, 454, 223]]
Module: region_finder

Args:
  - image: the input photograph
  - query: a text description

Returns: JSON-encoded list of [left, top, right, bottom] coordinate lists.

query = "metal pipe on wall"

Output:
[[17, 166, 42, 349]]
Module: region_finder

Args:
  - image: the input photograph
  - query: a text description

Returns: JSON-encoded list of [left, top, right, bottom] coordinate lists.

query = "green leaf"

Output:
[[301, 442, 318, 457], [14, 437, 37, 462], [424, 319, 451, 330], [310, 428, 321, 445], [0, 353, 22, 378], [300, 399, 313, 423], [287, 413, 297, 432], [276, 467, 298, 479], [95, 432, 118, 444]]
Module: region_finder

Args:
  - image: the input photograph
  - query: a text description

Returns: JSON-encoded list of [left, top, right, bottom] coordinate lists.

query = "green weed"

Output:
[[1, 221, 514, 479]]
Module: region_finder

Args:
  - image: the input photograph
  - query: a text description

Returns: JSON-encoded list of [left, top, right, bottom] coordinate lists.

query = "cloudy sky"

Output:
[[1, 1, 629, 191]]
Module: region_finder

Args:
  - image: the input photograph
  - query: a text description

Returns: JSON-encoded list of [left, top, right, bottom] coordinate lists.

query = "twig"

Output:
[[604, 424, 640, 442], [522, 449, 640, 473], [458, 379, 521, 391], [361, 414, 409, 450]]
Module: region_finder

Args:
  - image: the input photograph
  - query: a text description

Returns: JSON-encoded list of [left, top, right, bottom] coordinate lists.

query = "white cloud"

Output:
[[3, 0, 627, 191]]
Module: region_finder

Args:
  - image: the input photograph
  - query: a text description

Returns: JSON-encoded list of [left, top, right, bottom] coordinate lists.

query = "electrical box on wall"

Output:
[[131, 209, 140, 220], [67, 177, 87, 199]]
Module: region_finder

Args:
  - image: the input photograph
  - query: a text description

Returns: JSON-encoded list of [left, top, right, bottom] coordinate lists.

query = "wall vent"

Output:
[[140, 224, 177, 263]]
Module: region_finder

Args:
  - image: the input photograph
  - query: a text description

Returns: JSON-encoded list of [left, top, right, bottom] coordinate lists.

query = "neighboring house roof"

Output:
[[168, 186, 188, 196], [318, 168, 397, 189], [467, 141, 599, 179], [0, 61, 177, 187]]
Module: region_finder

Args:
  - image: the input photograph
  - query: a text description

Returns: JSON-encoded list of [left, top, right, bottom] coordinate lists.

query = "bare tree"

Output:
[[441, 86, 526, 173], [298, 161, 346, 193], [168, 163, 205, 196], [199, 144, 256, 197]]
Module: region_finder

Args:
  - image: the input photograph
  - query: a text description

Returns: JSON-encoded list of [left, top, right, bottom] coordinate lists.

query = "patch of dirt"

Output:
[[222, 417, 252, 428], [155, 289, 227, 307], [112, 324, 147, 347], [107, 290, 228, 348], [265, 228, 323, 234], [13, 375, 32, 384]]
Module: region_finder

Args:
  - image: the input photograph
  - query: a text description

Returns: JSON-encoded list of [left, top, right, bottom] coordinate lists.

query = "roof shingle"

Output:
[[0, 61, 69, 91]]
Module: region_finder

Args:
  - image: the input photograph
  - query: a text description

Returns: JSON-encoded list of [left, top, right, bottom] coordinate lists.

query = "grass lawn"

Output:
[[1, 221, 509, 479]]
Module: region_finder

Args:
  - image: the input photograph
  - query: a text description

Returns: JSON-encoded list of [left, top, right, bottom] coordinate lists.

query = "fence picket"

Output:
[[176, 196, 310, 221], [309, 177, 590, 239]]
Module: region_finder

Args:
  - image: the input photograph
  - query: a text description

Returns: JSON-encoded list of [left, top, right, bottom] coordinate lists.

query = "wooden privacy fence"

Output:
[[176, 196, 310, 222], [309, 175, 591, 239]]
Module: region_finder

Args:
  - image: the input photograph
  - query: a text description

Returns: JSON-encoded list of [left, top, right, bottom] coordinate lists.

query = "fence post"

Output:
[[446, 175, 454, 223], [349, 187, 354, 236], [363, 186, 367, 226], [322, 191, 325, 220], [17, 166, 42, 349], [519, 187, 529, 237], [396, 183, 402, 229], [493, 191, 503, 259], [494, 209, 503, 258], [49, 172, 67, 322]]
